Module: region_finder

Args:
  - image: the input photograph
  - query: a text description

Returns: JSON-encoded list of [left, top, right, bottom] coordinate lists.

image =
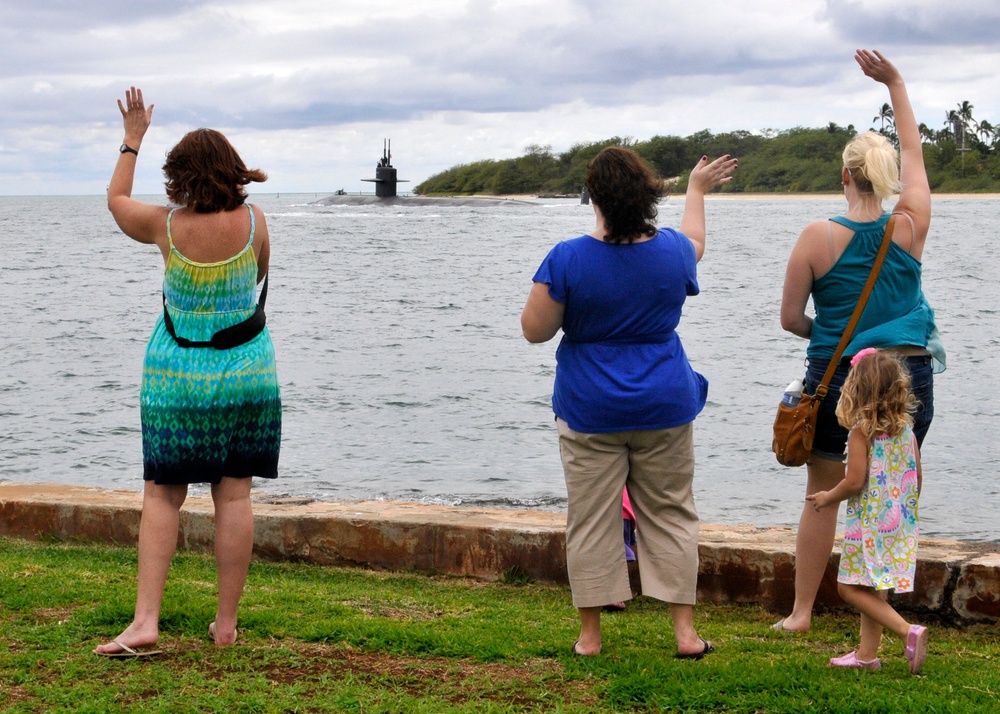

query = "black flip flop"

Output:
[[675, 638, 715, 660]]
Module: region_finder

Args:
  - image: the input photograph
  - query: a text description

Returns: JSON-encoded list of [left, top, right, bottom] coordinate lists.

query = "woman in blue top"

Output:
[[522, 146, 737, 658], [775, 50, 943, 633]]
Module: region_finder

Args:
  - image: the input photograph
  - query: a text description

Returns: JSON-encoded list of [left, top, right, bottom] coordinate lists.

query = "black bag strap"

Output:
[[163, 273, 268, 350], [812, 216, 896, 402]]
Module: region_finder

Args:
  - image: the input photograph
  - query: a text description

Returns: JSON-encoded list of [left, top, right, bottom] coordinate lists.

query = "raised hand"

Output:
[[688, 154, 738, 194], [117, 86, 154, 145], [855, 49, 902, 87]]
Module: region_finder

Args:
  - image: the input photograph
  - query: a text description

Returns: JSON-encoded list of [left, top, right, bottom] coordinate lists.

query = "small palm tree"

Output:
[[874, 103, 894, 132], [956, 101, 975, 149], [975, 119, 994, 148], [944, 109, 962, 142]]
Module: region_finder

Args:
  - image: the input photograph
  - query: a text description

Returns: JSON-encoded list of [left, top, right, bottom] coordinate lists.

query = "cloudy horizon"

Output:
[[2, 0, 998, 195]]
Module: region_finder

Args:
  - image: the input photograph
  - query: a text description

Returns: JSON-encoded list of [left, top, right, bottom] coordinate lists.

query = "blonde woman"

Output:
[[775, 50, 943, 633]]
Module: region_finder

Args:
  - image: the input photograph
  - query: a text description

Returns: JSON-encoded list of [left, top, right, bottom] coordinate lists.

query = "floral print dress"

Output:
[[837, 425, 920, 592]]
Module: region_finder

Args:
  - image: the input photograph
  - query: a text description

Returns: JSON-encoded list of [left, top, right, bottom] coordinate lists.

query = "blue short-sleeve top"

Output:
[[532, 228, 708, 433]]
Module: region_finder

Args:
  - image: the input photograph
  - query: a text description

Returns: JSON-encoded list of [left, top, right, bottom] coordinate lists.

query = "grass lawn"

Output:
[[1, 536, 997, 713]]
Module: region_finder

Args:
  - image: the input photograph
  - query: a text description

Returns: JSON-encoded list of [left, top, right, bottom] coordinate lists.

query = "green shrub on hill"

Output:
[[415, 121, 1000, 195]]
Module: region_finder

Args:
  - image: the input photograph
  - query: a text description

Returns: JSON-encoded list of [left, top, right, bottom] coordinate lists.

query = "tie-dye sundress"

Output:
[[140, 204, 281, 485], [837, 425, 920, 592]]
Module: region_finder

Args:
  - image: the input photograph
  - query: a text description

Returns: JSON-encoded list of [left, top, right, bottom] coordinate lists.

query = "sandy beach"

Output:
[[702, 192, 1000, 200], [478, 192, 1000, 201]]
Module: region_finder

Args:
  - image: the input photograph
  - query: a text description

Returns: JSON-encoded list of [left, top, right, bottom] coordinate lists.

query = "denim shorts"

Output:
[[803, 354, 934, 461]]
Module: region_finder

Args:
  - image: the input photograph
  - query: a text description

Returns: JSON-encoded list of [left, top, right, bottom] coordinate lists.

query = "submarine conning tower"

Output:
[[361, 139, 409, 198]]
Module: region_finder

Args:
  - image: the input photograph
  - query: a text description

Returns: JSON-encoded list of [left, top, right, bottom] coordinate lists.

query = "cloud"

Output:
[[0, 0, 997, 194], [823, 0, 1000, 45]]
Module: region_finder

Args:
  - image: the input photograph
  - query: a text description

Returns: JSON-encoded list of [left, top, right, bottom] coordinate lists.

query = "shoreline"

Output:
[[475, 192, 1000, 201]]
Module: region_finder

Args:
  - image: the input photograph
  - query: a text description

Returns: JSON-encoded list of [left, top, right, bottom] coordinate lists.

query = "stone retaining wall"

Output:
[[1, 483, 997, 623]]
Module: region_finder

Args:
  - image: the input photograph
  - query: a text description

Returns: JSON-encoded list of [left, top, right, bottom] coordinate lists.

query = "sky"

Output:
[[1, 0, 998, 195]]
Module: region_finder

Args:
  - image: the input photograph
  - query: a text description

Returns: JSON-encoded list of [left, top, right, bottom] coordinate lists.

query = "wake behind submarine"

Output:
[[312, 140, 536, 207]]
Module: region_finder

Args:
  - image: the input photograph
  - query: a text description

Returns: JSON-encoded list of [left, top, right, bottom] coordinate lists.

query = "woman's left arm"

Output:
[[678, 155, 738, 261], [107, 87, 169, 253], [252, 204, 270, 283], [855, 50, 930, 257], [521, 282, 565, 343]]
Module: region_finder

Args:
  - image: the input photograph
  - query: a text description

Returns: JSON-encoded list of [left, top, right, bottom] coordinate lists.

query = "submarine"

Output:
[[312, 140, 536, 207]]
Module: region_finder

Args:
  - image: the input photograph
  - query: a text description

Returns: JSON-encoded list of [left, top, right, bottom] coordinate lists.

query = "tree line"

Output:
[[414, 103, 1000, 196]]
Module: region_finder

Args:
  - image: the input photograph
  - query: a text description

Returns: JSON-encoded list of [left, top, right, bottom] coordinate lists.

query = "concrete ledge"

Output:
[[1, 483, 997, 624]]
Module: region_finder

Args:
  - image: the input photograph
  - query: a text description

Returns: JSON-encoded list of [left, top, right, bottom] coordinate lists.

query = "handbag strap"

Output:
[[812, 215, 896, 401], [162, 273, 268, 349]]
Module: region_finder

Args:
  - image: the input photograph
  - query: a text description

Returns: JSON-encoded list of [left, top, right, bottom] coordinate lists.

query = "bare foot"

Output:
[[94, 622, 159, 656], [571, 639, 601, 656], [676, 634, 715, 659], [208, 621, 238, 646], [771, 617, 809, 633]]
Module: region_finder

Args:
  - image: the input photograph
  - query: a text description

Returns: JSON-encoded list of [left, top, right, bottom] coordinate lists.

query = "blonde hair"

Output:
[[836, 350, 916, 439], [842, 131, 900, 199]]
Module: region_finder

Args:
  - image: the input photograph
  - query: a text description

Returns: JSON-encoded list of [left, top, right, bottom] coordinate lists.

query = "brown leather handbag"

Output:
[[772, 216, 896, 466]]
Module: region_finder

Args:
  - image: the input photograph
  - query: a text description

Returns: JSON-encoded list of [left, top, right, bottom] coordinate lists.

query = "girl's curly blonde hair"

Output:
[[835, 350, 917, 439]]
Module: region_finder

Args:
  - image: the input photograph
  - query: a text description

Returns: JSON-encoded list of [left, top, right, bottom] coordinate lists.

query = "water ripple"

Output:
[[2, 194, 997, 543]]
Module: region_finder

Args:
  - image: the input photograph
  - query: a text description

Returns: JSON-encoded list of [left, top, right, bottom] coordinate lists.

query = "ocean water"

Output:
[[1, 193, 997, 542]]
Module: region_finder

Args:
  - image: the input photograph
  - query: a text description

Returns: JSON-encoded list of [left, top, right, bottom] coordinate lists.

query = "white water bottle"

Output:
[[781, 378, 803, 407]]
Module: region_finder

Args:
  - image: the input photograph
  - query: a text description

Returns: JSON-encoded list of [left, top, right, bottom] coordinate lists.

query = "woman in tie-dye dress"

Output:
[[95, 87, 280, 658], [806, 348, 928, 674]]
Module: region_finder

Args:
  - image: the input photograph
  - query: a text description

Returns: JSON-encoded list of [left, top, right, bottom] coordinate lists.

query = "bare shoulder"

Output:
[[889, 207, 929, 257], [798, 219, 829, 241], [248, 202, 267, 220], [790, 220, 830, 256], [249, 203, 269, 240], [108, 197, 171, 246]]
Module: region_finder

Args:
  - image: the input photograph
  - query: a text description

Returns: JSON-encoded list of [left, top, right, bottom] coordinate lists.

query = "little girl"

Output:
[[806, 348, 929, 674]]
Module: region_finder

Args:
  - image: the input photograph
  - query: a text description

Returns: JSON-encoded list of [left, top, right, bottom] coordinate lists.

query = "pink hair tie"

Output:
[[850, 347, 878, 366]]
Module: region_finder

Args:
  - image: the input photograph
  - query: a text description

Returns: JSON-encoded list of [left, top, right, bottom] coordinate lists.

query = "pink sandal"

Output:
[[904, 625, 928, 674], [829, 651, 881, 670]]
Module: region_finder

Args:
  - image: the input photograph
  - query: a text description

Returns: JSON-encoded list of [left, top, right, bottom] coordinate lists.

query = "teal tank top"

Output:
[[807, 213, 945, 371]]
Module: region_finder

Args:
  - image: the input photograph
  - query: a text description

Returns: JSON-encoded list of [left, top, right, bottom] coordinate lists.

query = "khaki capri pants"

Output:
[[557, 418, 700, 609]]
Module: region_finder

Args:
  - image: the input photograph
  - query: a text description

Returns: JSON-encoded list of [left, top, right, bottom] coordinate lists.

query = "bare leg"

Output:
[[855, 589, 888, 661], [838, 584, 910, 650], [779, 456, 844, 632], [574, 606, 602, 655], [94, 481, 187, 654], [671, 603, 712, 656], [209, 476, 253, 646]]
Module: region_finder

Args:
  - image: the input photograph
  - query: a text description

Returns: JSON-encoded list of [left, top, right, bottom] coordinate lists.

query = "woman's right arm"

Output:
[[107, 87, 169, 253], [855, 50, 930, 257], [780, 222, 825, 338], [521, 282, 565, 343]]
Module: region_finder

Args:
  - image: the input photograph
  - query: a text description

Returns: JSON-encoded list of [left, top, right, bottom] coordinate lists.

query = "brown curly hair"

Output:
[[836, 350, 917, 439], [584, 147, 663, 244], [163, 128, 267, 213]]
